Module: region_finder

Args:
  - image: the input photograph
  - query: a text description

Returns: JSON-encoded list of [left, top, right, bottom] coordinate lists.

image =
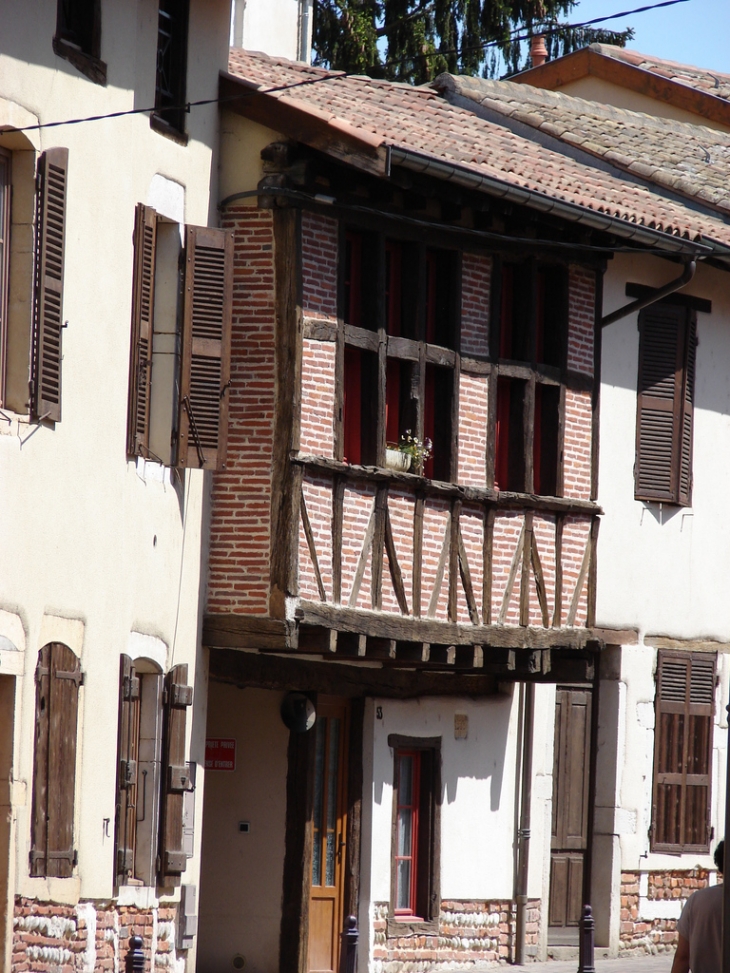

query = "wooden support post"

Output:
[[483, 506, 495, 625], [413, 493, 424, 618], [448, 499, 461, 623], [553, 514, 564, 628], [332, 476, 345, 604], [372, 486, 388, 610], [520, 512, 533, 627]]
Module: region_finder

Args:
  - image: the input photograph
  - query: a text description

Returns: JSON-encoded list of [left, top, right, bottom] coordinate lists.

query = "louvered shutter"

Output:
[[635, 305, 695, 505], [30, 643, 81, 877], [114, 654, 140, 886], [177, 226, 233, 470], [127, 204, 157, 456], [32, 148, 68, 422], [652, 651, 715, 853], [158, 664, 193, 887]]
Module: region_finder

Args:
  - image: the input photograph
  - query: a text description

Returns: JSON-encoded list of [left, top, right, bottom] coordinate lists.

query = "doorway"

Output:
[[0, 676, 15, 969], [308, 697, 350, 973], [548, 686, 592, 945]]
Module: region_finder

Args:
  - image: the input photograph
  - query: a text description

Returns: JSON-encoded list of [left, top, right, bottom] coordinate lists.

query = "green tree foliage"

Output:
[[312, 0, 633, 83]]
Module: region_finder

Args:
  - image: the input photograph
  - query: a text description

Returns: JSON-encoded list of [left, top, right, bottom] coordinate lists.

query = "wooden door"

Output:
[[308, 698, 349, 973], [549, 688, 592, 935]]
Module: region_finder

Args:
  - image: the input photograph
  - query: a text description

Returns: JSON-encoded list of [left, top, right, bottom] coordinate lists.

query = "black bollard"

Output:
[[126, 934, 146, 973], [578, 904, 595, 973], [340, 915, 358, 973]]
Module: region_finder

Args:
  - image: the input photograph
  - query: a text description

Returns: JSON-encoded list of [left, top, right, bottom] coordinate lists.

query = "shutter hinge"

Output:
[[163, 850, 187, 875], [123, 674, 140, 701], [120, 759, 137, 788], [168, 683, 193, 708], [220, 379, 231, 400], [35, 666, 50, 682], [56, 669, 84, 687], [168, 764, 194, 792]]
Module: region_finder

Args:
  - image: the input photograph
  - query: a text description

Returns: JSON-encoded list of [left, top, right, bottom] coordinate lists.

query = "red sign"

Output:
[[205, 738, 236, 771]]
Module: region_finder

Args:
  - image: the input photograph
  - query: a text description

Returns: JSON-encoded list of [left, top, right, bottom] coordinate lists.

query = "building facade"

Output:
[[0, 1, 232, 969]]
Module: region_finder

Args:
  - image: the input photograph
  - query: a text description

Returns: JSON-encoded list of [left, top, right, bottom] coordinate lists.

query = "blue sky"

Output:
[[570, 0, 729, 74]]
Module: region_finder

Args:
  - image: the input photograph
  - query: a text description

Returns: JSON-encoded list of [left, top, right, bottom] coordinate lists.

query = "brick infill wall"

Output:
[[13, 897, 180, 972], [372, 898, 540, 970], [619, 869, 713, 954]]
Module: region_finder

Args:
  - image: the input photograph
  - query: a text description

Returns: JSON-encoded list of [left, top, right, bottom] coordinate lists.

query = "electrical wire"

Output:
[[9, 0, 691, 133]]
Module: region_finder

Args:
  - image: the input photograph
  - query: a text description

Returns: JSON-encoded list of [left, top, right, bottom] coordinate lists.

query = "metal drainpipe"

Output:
[[298, 0, 311, 63], [515, 680, 535, 965], [600, 259, 696, 327]]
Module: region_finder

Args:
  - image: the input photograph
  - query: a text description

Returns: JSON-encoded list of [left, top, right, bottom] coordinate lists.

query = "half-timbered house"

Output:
[[196, 50, 730, 973]]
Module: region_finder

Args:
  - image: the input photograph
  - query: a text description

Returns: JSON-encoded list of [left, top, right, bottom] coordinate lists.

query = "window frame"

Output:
[[387, 734, 441, 934], [339, 227, 460, 482], [53, 0, 107, 85], [489, 256, 568, 497], [152, 0, 190, 140], [651, 650, 715, 854], [0, 148, 10, 408]]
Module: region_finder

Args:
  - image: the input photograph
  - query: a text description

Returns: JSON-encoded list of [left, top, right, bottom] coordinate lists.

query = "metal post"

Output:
[[578, 904, 595, 973], [126, 934, 146, 973], [340, 915, 358, 973], [514, 681, 535, 965]]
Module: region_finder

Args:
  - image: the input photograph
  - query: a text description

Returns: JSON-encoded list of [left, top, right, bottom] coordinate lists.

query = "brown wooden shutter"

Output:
[[635, 304, 695, 505], [158, 664, 193, 886], [652, 651, 714, 853], [177, 225, 233, 470], [30, 643, 81, 877], [114, 654, 140, 886], [32, 148, 68, 422], [127, 204, 157, 456]]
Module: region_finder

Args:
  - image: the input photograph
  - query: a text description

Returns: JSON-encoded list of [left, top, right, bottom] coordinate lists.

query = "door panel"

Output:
[[549, 688, 592, 937], [308, 698, 349, 973]]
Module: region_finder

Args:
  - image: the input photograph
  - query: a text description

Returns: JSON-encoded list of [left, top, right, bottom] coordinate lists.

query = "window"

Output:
[[492, 260, 566, 496], [115, 656, 193, 888], [635, 304, 696, 506], [53, 0, 106, 85], [31, 148, 69, 423], [30, 643, 82, 877], [341, 232, 458, 481], [154, 0, 190, 136], [126, 204, 233, 469], [651, 651, 715, 853], [389, 735, 440, 927]]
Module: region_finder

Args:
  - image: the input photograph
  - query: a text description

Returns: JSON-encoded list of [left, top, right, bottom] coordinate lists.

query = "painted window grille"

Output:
[[651, 651, 715, 853], [341, 230, 458, 481]]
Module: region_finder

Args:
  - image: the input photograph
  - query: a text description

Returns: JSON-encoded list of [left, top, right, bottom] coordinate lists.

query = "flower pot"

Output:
[[385, 448, 412, 472]]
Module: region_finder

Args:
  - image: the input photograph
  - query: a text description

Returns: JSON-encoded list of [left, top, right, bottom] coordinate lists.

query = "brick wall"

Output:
[[461, 253, 491, 359], [567, 265, 595, 376], [372, 898, 540, 971], [207, 205, 276, 615], [302, 212, 338, 322], [619, 869, 712, 954], [457, 372, 488, 487], [13, 898, 179, 972], [300, 337, 336, 457], [563, 389, 592, 500]]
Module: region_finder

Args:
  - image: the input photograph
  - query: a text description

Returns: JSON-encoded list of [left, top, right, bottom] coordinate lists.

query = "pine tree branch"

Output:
[[376, 0, 435, 37]]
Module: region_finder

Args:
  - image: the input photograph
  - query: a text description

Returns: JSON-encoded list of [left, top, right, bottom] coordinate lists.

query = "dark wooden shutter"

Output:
[[32, 148, 68, 422], [635, 305, 696, 505], [177, 225, 233, 470], [30, 643, 80, 877], [652, 651, 715, 853], [127, 204, 157, 455], [114, 654, 140, 886], [158, 664, 193, 886]]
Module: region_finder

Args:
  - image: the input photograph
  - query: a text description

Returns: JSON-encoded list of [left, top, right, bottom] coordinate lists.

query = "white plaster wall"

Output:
[[197, 684, 289, 973], [598, 255, 730, 641], [596, 254, 730, 942], [361, 689, 556, 963], [0, 0, 231, 965], [232, 0, 312, 61]]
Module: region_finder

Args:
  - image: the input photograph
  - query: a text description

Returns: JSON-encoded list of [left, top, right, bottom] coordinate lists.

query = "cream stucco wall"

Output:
[[555, 77, 730, 131], [231, 0, 313, 62], [0, 0, 231, 968], [595, 254, 730, 951]]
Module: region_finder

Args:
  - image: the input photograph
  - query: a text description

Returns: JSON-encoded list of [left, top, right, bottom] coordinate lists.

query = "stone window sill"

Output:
[[386, 916, 439, 938]]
